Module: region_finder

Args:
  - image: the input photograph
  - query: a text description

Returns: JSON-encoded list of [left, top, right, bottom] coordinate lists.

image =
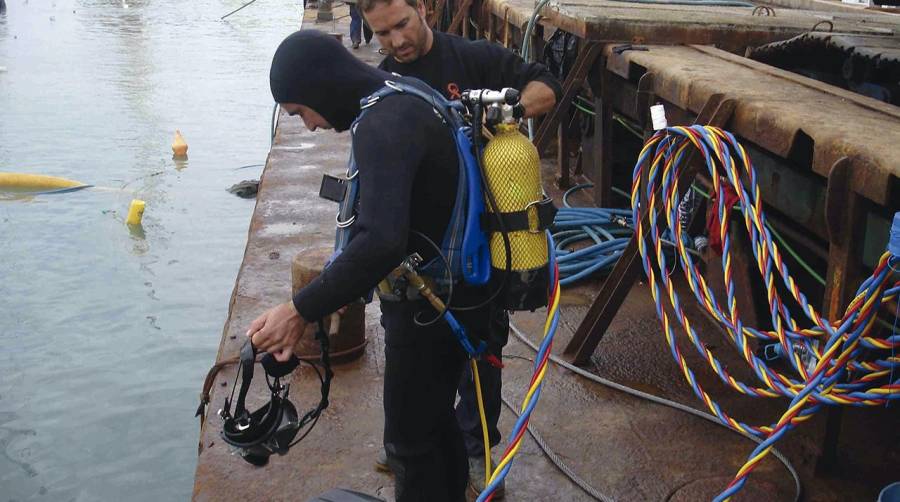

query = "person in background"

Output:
[[361, 0, 562, 497], [347, 0, 374, 49]]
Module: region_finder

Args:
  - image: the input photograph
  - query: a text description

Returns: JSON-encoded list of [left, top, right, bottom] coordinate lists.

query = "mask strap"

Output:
[[233, 340, 257, 420]]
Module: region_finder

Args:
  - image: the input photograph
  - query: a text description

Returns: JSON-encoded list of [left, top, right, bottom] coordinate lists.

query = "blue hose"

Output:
[[551, 184, 633, 286], [552, 183, 699, 286]]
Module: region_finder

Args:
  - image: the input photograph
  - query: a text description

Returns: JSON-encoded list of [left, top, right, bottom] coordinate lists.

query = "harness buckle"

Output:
[[336, 213, 356, 228], [384, 80, 404, 93], [361, 96, 380, 109], [524, 196, 554, 234]]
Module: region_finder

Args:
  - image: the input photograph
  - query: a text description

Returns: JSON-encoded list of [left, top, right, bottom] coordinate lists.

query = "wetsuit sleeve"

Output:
[[468, 39, 562, 103], [291, 102, 430, 321]]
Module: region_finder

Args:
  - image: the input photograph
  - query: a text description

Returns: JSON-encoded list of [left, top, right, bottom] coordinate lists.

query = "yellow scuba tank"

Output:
[[481, 121, 553, 311]]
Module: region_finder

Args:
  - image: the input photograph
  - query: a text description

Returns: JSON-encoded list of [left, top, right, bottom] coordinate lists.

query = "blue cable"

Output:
[[552, 183, 696, 286], [551, 184, 634, 286]]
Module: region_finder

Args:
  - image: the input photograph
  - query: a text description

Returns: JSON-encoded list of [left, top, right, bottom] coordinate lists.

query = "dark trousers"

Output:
[[454, 301, 509, 457], [348, 4, 373, 45], [381, 300, 468, 502]]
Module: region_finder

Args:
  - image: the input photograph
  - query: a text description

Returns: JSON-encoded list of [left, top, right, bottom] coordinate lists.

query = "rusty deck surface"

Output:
[[192, 13, 896, 502], [486, 0, 899, 50], [604, 43, 900, 206]]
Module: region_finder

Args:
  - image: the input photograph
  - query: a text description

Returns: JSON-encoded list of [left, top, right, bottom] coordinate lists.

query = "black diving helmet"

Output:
[[219, 327, 332, 466]]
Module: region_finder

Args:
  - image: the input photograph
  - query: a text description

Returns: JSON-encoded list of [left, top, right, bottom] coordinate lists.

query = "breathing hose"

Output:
[[631, 124, 899, 501], [551, 183, 699, 286], [472, 359, 492, 487], [551, 184, 633, 285]]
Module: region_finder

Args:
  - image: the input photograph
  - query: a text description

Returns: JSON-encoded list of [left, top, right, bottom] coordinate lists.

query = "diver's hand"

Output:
[[247, 302, 308, 362]]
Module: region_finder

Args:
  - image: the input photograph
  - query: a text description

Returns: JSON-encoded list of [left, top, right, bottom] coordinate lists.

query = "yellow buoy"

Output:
[[126, 199, 145, 225], [0, 172, 88, 192], [172, 130, 188, 157]]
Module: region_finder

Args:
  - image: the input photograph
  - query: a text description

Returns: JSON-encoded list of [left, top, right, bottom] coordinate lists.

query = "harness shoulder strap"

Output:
[[361, 79, 463, 127], [333, 78, 489, 287]]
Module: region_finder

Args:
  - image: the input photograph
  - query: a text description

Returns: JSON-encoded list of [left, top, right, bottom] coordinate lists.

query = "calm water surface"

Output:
[[0, 1, 303, 500]]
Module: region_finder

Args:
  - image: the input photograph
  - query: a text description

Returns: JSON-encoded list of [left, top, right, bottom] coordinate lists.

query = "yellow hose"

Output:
[[0, 172, 88, 192], [471, 359, 491, 487]]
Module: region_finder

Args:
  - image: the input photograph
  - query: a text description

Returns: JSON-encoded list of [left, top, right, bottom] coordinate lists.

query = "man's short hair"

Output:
[[358, 0, 418, 13]]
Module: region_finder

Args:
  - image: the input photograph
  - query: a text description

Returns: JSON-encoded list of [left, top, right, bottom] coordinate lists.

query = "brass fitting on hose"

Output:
[[394, 255, 499, 366], [398, 254, 447, 313]]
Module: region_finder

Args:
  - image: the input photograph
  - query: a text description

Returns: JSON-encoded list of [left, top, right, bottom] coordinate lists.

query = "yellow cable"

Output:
[[471, 359, 491, 488]]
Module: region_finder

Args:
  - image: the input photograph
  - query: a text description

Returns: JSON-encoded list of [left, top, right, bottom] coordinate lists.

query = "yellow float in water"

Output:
[[0, 172, 90, 193], [172, 130, 188, 157], [126, 199, 145, 225]]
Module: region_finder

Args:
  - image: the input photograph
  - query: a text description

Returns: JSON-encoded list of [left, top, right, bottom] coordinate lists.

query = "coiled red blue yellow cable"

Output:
[[630, 124, 899, 501]]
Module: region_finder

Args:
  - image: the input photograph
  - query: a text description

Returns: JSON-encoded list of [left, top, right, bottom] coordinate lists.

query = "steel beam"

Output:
[[534, 42, 603, 155], [448, 0, 475, 34], [817, 156, 868, 475]]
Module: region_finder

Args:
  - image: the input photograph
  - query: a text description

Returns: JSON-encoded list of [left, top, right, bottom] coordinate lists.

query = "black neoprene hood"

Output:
[[269, 30, 388, 132]]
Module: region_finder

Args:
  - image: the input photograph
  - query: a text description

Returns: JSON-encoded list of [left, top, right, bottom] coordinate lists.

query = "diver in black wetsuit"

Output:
[[360, 1, 562, 497], [250, 30, 473, 501]]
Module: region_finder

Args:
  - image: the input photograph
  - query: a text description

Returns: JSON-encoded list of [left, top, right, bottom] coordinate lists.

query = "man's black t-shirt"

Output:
[[293, 92, 459, 321], [379, 31, 562, 102]]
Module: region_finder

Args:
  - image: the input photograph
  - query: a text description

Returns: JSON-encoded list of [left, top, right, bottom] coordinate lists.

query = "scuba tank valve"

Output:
[[460, 87, 520, 106]]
